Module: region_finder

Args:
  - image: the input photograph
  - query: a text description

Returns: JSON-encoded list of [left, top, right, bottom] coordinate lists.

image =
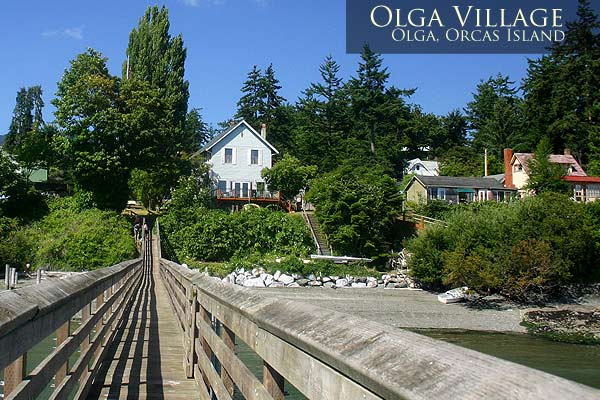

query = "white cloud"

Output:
[[42, 27, 83, 40]]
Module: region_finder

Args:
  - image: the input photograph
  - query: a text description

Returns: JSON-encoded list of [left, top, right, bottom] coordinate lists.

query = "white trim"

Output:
[[202, 120, 279, 155]]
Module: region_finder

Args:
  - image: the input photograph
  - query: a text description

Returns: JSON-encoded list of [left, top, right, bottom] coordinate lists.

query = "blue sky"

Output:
[[0, 0, 535, 132]]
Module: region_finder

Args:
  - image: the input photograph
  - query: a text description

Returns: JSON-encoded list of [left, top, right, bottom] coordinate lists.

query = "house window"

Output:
[[416, 165, 421, 171], [514, 164, 522, 172], [436, 188, 446, 200], [217, 180, 227, 194], [224, 148, 233, 163], [571, 165, 577, 173], [251, 149, 259, 165]]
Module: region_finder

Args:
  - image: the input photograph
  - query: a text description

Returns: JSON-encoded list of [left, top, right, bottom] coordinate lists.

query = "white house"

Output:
[[199, 120, 279, 202], [405, 158, 440, 176]]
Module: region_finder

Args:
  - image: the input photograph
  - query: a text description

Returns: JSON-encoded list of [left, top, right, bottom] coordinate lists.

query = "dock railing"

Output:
[[159, 258, 600, 400], [0, 241, 146, 400]]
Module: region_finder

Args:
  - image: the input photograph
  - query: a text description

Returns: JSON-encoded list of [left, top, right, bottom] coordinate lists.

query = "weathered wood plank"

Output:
[[195, 319, 272, 400], [6, 263, 142, 400], [161, 262, 600, 400], [0, 260, 140, 370]]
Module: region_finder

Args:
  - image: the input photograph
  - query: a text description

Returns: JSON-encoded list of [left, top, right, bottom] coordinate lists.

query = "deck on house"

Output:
[[86, 237, 200, 400]]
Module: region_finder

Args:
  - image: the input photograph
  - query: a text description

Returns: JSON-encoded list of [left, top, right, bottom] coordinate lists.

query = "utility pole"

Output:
[[484, 148, 488, 177]]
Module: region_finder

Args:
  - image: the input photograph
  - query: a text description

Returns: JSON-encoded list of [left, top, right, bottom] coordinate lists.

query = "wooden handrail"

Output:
[[302, 211, 322, 255], [158, 258, 600, 400], [0, 252, 144, 399]]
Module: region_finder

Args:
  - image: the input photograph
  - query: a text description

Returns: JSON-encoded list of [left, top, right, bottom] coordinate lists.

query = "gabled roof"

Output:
[[199, 120, 279, 155], [406, 158, 440, 172], [512, 153, 587, 176], [411, 175, 512, 190]]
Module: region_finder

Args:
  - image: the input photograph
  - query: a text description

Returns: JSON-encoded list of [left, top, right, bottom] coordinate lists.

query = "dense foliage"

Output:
[[406, 194, 600, 301], [161, 206, 314, 262], [261, 154, 317, 201], [0, 198, 135, 272], [306, 164, 403, 261]]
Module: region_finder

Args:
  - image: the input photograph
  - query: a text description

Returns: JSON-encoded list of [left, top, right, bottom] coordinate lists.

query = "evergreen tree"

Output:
[[465, 74, 523, 158], [522, 0, 600, 168], [525, 138, 569, 195], [260, 64, 286, 123], [184, 108, 210, 150], [346, 45, 414, 176], [6, 86, 44, 153], [236, 65, 263, 128], [235, 64, 289, 150], [293, 56, 349, 172]]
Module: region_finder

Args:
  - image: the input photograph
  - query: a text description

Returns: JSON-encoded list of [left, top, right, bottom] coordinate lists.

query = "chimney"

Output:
[[504, 148, 514, 188], [261, 124, 267, 140], [564, 148, 571, 156]]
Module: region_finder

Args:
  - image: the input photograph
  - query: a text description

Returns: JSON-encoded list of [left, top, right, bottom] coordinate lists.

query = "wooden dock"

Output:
[[86, 237, 199, 400]]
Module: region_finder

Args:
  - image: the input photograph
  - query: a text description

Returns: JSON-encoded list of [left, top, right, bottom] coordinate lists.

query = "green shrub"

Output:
[[405, 225, 449, 289], [160, 207, 314, 262], [3, 197, 136, 271], [406, 193, 599, 300]]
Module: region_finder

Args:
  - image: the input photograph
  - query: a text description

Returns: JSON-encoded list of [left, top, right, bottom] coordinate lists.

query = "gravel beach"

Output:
[[252, 287, 527, 333]]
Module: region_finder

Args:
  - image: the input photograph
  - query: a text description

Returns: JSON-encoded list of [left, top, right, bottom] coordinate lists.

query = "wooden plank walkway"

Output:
[[86, 236, 200, 399]]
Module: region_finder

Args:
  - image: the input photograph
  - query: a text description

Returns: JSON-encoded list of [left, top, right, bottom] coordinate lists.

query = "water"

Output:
[[0, 322, 81, 399], [3, 329, 598, 398], [416, 329, 600, 390]]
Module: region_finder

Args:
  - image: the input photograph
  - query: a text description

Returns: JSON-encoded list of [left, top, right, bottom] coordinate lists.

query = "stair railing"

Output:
[[302, 211, 323, 255]]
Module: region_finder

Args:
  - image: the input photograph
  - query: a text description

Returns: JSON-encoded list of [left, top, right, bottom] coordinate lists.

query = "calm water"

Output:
[[417, 329, 600, 390], [3, 330, 599, 398]]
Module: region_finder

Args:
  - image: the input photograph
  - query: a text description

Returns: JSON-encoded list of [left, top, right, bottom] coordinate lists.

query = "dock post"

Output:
[[263, 362, 285, 400], [36, 268, 42, 284], [5, 264, 9, 289], [9, 267, 16, 289]]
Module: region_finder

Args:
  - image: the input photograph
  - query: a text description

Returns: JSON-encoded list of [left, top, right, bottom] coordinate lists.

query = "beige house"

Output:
[[404, 175, 515, 205], [503, 148, 600, 202]]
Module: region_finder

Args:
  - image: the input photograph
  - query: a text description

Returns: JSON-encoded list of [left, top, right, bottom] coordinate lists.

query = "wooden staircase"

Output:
[[303, 212, 332, 256]]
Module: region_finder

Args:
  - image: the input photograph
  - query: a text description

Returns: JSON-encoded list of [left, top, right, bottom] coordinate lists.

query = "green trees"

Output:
[[123, 5, 195, 205], [53, 49, 128, 210], [235, 64, 289, 150], [522, 0, 600, 167], [465, 74, 523, 158], [525, 138, 569, 195], [406, 194, 599, 300], [293, 56, 349, 172], [306, 164, 403, 261], [124, 5, 189, 136], [261, 154, 317, 201], [4, 86, 53, 172]]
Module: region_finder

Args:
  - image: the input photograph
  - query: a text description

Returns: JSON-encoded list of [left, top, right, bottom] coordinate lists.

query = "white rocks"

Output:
[[235, 274, 247, 285], [264, 274, 274, 287], [335, 278, 349, 288], [277, 274, 295, 285], [222, 266, 416, 291], [243, 277, 266, 287]]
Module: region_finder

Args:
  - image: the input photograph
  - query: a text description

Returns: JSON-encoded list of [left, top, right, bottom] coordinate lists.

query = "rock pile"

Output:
[[220, 268, 418, 289]]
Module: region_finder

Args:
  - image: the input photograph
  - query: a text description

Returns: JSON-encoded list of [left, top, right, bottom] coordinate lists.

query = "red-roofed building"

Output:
[[504, 148, 600, 202]]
